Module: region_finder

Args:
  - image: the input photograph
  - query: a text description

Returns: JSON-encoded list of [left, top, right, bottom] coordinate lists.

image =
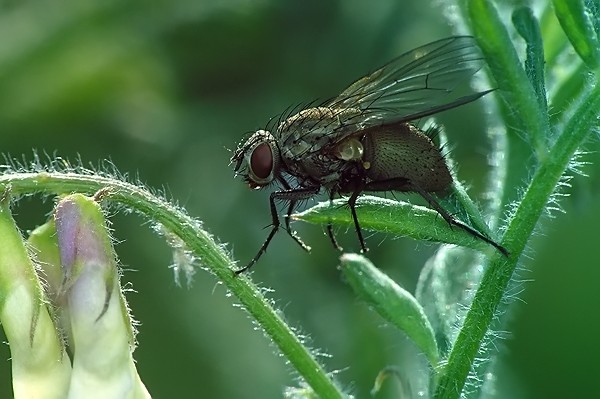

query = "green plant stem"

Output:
[[0, 172, 344, 399], [434, 83, 600, 399]]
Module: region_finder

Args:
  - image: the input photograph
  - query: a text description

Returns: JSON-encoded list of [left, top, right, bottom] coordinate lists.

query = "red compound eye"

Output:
[[250, 142, 273, 181]]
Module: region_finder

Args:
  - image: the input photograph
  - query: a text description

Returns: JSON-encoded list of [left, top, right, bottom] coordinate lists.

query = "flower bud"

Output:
[[54, 194, 149, 398]]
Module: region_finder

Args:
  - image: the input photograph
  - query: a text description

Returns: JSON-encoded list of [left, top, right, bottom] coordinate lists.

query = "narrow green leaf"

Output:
[[513, 7, 549, 117], [294, 196, 500, 255], [552, 0, 600, 68], [540, 5, 571, 67], [468, 0, 550, 160], [434, 126, 495, 237], [340, 254, 439, 366]]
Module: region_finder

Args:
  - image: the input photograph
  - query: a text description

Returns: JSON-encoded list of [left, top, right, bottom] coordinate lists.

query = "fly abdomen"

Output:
[[361, 123, 452, 193]]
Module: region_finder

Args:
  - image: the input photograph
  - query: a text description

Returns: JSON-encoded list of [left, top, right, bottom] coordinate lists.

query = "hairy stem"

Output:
[[434, 83, 600, 399], [0, 172, 344, 399]]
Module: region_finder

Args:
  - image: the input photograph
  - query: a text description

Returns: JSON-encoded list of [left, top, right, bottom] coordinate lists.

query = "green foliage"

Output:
[[0, 1, 599, 398], [340, 254, 439, 367]]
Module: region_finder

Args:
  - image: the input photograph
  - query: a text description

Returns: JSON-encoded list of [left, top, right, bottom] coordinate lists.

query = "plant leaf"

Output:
[[294, 196, 500, 255], [552, 0, 600, 68], [513, 7, 549, 117], [340, 254, 439, 366]]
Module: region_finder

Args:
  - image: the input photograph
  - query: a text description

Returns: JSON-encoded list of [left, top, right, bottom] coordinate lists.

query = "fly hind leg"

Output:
[[412, 185, 508, 257], [364, 177, 508, 257]]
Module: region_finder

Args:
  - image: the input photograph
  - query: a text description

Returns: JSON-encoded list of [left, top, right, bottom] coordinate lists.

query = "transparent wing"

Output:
[[326, 36, 491, 130]]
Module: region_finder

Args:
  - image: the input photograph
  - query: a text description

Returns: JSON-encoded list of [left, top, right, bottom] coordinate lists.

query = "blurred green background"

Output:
[[0, 0, 599, 398]]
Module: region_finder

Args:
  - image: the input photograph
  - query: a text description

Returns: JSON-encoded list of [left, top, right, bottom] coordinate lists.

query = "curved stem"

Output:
[[0, 172, 345, 399]]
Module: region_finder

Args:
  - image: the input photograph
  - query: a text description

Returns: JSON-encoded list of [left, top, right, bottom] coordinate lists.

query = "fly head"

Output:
[[231, 130, 281, 189]]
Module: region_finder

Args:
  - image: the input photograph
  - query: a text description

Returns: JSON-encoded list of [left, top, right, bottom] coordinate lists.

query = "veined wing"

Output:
[[327, 36, 492, 131]]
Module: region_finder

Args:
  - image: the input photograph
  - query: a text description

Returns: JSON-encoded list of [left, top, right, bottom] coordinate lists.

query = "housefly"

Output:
[[231, 36, 507, 273]]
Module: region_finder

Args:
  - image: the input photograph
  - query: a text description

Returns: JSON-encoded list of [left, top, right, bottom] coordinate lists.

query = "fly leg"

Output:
[[411, 185, 508, 257], [235, 185, 319, 275], [326, 190, 343, 251], [365, 177, 509, 256], [348, 186, 369, 253], [343, 177, 410, 253], [365, 177, 508, 256], [338, 168, 368, 253], [278, 178, 311, 252], [283, 199, 311, 252]]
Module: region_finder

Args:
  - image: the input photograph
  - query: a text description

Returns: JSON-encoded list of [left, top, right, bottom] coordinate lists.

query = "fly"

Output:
[[231, 36, 508, 274]]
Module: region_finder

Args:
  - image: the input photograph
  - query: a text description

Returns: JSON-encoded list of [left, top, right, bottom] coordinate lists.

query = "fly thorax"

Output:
[[279, 108, 341, 162], [279, 107, 364, 159], [279, 106, 362, 133], [281, 130, 312, 160], [277, 106, 365, 183]]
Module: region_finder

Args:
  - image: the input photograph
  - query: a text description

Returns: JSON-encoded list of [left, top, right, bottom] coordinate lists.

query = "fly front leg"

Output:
[[283, 199, 311, 252], [235, 185, 320, 275], [278, 178, 312, 252]]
